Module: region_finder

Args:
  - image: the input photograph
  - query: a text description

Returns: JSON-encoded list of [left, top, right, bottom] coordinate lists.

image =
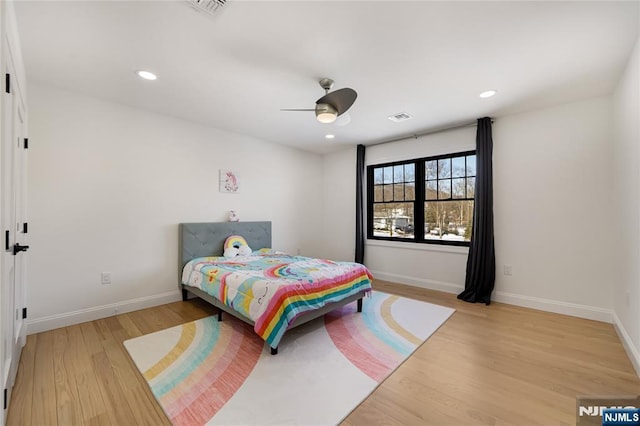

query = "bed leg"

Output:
[[357, 298, 363, 313], [270, 346, 278, 355], [218, 309, 223, 321], [181, 288, 188, 301]]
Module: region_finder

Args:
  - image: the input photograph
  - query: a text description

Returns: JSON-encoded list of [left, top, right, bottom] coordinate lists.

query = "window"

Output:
[[367, 151, 475, 246], [371, 163, 416, 240]]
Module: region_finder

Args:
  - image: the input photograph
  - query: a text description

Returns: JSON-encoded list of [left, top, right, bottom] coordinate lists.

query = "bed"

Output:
[[179, 221, 373, 354]]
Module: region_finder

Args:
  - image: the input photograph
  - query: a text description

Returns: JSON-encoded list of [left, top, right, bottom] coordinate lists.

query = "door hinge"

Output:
[[5, 231, 9, 251], [22, 223, 28, 234], [3, 388, 6, 410], [22, 307, 27, 319], [4, 74, 9, 94], [24, 138, 28, 149]]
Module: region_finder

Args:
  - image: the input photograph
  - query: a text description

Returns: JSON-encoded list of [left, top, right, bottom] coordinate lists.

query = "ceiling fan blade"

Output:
[[280, 108, 315, 112], [316, 88, 357, 116]]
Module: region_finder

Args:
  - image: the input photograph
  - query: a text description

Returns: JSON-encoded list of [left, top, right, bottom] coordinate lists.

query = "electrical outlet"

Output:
[[503, 264, 512, 276], [101, 272, 112, 285]]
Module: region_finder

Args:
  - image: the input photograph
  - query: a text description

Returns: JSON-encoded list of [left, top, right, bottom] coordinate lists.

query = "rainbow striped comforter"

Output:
[[181, 251, 373, 348]]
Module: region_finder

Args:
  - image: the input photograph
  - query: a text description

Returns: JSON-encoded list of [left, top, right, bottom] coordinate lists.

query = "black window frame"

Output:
[[367, 150, 476, 247]]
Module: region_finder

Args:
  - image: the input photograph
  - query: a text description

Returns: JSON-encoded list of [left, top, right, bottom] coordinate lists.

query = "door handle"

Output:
[[13, 244, 29, 255]]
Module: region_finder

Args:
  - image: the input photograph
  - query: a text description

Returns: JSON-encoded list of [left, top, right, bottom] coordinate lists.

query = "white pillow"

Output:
[[238, 245, 252, 256], [223, 247, 240, 258]]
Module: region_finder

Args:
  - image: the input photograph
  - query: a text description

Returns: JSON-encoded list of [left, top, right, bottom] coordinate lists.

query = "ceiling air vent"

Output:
[[186, 0, 228, 16], [388, 112, 413, 123]]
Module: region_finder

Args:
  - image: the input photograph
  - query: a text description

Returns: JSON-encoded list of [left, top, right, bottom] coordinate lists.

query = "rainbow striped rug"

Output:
[[124, 291, 454, 425]]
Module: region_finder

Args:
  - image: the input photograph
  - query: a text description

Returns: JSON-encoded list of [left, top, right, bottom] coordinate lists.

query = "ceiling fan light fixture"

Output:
[[281, 79, 356, 124], [315, 103, 338, 124]]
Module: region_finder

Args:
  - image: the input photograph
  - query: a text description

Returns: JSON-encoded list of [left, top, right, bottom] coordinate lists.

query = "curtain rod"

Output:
[[367, 119, 488, 147]]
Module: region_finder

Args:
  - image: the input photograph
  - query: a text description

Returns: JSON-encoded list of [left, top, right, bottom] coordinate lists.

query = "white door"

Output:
[[12, 84, 26, 350], [1, 34, 27, 424]]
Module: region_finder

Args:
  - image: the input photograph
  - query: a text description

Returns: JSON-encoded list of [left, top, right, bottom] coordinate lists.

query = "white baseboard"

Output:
[[370, 270, 463, 295], [26, 291, 183, 335], [371, 270, 613, 323], [612, 311, 640, 378], [492, 290, 613, 323]]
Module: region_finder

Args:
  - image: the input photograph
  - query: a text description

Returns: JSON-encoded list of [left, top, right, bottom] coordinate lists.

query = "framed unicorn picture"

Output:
[[219, 170, 240, 193]]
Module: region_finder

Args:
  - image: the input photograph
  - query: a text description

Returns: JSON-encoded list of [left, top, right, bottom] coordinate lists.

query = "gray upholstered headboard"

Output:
[[179, 221, 272, 282]]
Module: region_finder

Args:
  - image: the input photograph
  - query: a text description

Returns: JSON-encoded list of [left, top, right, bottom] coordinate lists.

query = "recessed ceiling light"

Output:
[[479, 90, 497, 98], [325, 134, 335, 139], [136, 70, 157, 81]]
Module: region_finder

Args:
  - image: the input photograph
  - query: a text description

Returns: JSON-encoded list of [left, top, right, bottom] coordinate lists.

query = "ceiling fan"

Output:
[[281, 78, 357, 124]]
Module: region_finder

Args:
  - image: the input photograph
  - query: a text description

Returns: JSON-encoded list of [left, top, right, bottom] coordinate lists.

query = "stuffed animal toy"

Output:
[[238, 244, 252, 256], [223, 235, 251, 257], [223, 246, 240, 258]]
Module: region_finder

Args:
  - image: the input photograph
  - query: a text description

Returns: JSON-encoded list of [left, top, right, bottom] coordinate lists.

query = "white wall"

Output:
[[612, 34, 640, 375], [26, 84, 324, 333], [322, 146, 357, 262], [325, 97, 615, 322], [492, 97, 614, 320]]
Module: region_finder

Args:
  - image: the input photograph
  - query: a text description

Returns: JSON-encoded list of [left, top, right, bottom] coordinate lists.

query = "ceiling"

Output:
[[14, 1, 639, 154]]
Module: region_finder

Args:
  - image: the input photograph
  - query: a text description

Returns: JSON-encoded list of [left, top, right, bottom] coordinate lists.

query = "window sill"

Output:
[[366, 239, 469, 255]]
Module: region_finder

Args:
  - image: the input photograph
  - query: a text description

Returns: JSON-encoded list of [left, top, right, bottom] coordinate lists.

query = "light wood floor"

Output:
[[7, 281, 640, 425]]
